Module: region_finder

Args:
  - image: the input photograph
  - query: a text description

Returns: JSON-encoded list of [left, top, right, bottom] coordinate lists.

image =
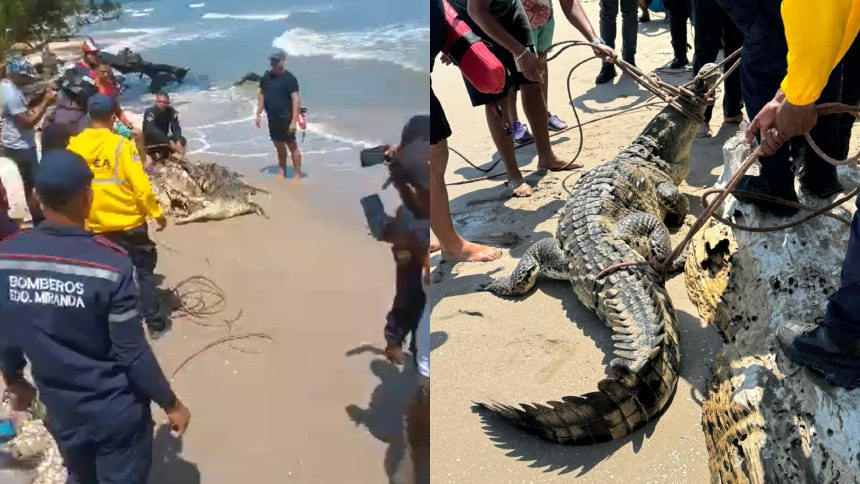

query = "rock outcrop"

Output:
[[685, 132, 860, 482]]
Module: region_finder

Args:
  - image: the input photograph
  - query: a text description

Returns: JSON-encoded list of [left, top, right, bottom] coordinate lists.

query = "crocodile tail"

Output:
[[477, 275, 680, 445]]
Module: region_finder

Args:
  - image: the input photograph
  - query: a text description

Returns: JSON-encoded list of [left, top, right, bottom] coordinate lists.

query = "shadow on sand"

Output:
[[345, 333, 444, 483], [149, 425, 201, 484]]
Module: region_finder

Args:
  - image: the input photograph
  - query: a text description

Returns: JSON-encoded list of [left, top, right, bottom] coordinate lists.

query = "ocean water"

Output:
[[79, 0, 428, 203]]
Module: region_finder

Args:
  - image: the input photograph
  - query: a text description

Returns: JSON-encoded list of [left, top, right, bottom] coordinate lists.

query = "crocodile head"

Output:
[[638, 62, 722, 184]]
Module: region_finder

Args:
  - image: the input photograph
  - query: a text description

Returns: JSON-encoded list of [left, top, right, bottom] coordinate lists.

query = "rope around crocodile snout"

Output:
[[592, 102, 860, 292]]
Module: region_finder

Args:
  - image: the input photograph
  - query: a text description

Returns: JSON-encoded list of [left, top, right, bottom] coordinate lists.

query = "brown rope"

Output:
[[702, 187, 857, 231], [591, 102, 860, 295]]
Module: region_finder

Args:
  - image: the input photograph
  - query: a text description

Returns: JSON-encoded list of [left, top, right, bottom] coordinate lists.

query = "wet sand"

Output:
[[430, 0, 732, 481]]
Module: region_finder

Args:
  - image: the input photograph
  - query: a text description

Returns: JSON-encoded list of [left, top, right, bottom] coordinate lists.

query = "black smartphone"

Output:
[[360, 194, 390, 240], [360, 145, 388, 168]]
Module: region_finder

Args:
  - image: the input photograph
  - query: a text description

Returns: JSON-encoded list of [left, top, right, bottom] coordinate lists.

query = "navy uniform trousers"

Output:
[[715, 0, 848, 190], [822, 35, 860, 338]]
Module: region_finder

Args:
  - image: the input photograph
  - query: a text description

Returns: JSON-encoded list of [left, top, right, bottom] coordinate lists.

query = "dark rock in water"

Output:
[[234, 72, 262, 87]]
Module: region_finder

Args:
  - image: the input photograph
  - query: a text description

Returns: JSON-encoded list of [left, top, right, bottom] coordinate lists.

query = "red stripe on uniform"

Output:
[[0, 254, 119, 273]]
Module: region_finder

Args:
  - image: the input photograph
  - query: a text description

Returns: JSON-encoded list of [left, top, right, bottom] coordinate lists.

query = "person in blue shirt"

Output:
[[0, 149, 191, 483], [1, 56, 55, 224]]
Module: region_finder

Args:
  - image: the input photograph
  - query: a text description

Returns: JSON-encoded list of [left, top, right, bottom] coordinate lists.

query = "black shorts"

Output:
[[453, 2, 537, 107], [267, 116, 297, 144], [430, 84, 451, 145]]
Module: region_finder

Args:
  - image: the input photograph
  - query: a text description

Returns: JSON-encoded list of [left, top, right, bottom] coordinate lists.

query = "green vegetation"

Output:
[[0, 0, 121, 56]]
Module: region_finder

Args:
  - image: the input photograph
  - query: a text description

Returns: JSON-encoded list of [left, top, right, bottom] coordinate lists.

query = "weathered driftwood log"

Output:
[[685, 132, 860, 483]]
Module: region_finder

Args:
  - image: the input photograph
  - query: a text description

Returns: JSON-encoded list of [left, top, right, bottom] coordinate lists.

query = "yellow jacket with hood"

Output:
[[67, 128, 164, 233]]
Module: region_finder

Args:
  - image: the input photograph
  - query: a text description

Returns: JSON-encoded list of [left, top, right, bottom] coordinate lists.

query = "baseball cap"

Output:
[[270, 49, 287, 63], [87, 94, 116, 119], [82, 36, 101, 54], [5, 56, 36, 78], [34, 150, 94, 207], [397, 115, 430, 191]]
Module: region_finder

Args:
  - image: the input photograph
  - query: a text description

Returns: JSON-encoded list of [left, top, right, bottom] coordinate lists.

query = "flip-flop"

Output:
[[541, 162, 583, 172]]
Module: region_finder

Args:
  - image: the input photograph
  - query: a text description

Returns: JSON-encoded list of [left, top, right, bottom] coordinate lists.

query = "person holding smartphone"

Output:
[[378, 117, 431, 365]]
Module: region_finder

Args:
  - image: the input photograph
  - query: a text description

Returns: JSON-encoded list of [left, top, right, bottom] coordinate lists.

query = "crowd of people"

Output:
[[0, 34, 430, 481], [431, 0, 860, 387]]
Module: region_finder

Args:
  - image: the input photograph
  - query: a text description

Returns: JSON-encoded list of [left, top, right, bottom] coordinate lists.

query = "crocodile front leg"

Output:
[[482, 238, 569, 296], [657, 182, 688, 228], [617, 212, 685, 272]]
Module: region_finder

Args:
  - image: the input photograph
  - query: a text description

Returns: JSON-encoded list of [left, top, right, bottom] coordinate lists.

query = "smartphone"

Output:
[[360, 194, 390, 240], [360, 145, 388, 168], [0, 419, 16, 444]]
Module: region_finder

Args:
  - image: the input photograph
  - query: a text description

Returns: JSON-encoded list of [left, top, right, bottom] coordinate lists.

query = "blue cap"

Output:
[[87, 94, 116, 119], [269, 48, 287, 62], [34, 150, 93, 204]]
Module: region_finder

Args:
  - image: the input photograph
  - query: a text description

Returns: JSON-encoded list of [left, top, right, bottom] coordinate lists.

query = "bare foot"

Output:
[[696, 122, 712, 138], [441, 241, 503, 262], [384, 345, 405, 365], [430, 237, 440, 254], [291, 175, 302, 186], [505, 179, 533, 197], [538, 156, 583, 171], [723, 114, 743, 125]]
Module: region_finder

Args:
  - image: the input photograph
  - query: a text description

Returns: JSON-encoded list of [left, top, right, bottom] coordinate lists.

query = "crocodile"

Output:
[[148, 156, 268, 225], [479, 63, 721, 445]]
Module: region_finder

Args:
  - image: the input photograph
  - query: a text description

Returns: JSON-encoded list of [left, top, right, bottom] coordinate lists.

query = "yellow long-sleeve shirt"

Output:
[[67, 128, 164, 233], [780, 0, 860, 105]]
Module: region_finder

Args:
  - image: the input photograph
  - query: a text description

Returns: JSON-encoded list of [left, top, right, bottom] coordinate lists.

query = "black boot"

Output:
[[668, 42, 688, 69], [777, 319, 860, 389], [732, 175, 800, 217], [795, 143, 844, 198], [595, 62, 617, 84]]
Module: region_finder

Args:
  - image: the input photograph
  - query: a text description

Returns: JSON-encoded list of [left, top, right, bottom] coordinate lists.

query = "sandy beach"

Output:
[[140, 179, 418, 483], [0, 168, 419, 483], [430, 1, 734, 481]]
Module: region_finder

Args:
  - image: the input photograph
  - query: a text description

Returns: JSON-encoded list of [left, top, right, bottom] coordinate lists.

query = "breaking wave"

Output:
[[92, 27, 228, 53], [202, 12, 291, 21], [272, 23, 429, 72]]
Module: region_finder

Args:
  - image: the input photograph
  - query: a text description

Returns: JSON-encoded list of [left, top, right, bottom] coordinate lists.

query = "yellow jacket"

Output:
[[67, 128, 164, 233], [781, 0, 860, 105]]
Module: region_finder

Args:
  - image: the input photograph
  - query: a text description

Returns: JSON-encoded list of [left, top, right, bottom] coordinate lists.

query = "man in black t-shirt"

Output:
[[143, 91, 186, 163], [255, 49, 302, 183]]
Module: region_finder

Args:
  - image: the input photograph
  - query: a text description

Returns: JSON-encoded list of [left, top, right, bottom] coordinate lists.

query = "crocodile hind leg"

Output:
[[481, 238, 568, 296], [657, 182, 689, 228], [617, 212, 685, 272]]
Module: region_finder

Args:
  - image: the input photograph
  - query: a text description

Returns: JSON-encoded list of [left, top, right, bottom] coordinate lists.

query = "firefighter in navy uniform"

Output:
[[0, 149, 191, 483]]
